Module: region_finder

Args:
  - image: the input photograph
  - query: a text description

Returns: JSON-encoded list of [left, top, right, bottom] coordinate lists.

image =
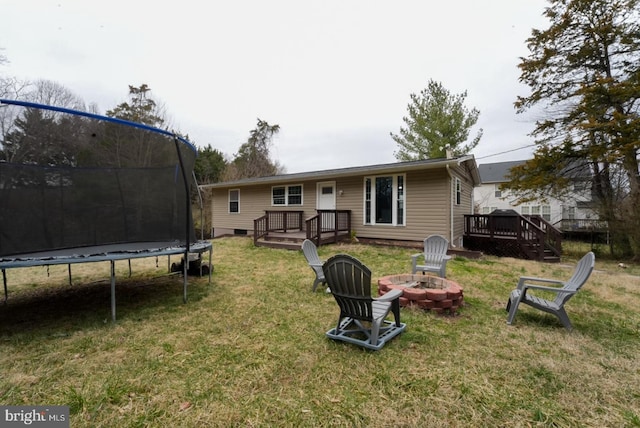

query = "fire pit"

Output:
[[378, 274, 463, 314]]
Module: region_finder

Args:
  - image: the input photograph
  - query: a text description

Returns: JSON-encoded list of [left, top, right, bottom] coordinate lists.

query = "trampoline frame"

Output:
[[1, 241, 212, 322]]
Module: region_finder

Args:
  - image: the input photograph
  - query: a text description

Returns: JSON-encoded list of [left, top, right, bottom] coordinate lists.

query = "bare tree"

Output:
[[26, 79, 86, 111], [0, 51, 30, 145], [1, 80, 88, 164]]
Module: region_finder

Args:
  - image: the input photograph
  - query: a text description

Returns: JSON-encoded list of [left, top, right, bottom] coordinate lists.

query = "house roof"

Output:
[[478, 159, 593, 185], [477, 160, 526, 184], [200, 155, 480, 189]]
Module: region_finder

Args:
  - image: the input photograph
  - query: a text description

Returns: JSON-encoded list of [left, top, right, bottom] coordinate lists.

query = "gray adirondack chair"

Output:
[[411, 235, 451, 277], [506, 252, 595, 331], [323, 254, 406, 351], [302, 239, 326, 292]]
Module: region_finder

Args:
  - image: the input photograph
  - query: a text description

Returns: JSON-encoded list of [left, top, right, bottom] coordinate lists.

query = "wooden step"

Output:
[[255, 238, 303, 250]]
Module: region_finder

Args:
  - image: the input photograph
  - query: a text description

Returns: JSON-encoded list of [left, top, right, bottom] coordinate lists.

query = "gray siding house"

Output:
[[201, 156, 480, 248]]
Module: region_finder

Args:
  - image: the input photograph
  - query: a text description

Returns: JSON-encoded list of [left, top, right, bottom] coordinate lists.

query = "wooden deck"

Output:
[[253, 210, 352, 250], [464, 213, 562, 262]]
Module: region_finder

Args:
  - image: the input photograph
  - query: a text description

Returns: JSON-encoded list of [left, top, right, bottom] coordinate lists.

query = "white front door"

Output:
[[317, 181, 336, 230]]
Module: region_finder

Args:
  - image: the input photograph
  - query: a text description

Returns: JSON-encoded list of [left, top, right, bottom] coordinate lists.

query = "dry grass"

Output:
[[1, 237, 639, 427]]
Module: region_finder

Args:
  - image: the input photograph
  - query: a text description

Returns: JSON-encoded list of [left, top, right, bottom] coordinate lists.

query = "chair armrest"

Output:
[[521, 283, 574, 294], [517, 276, 564, 290], [411, 254, 421, 272], [443, 255, 452, 261], [375, 288, 403, 302]]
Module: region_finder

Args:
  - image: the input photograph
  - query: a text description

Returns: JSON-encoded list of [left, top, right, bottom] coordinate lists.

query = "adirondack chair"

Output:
[[411, 235, 451, 277], [323, 254, 406, 350], [506, 252, 595, 331], [302, 239, 326, 292]]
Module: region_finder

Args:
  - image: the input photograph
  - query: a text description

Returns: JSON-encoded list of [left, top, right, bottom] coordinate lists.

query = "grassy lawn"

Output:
[[1, 237, 639, 427]]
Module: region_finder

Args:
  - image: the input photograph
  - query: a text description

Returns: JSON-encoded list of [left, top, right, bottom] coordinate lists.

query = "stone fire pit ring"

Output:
[[378, 274, 464, 314]]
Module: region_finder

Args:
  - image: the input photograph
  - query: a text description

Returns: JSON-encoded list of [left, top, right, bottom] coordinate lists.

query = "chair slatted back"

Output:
[[555, 251, 595, 305], [423, 235, 449, 265], [302, 239, 322, 266], [323, 254, 374, 322]]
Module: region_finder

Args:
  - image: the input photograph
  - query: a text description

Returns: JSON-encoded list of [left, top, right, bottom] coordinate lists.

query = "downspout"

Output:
[[445, 164, 455, 247]]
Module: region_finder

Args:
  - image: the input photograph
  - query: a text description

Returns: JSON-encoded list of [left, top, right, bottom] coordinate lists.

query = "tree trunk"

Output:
[[622, 149, 640, 260]]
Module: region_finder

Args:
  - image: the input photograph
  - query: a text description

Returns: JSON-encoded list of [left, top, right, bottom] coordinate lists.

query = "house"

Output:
[[200, 156, 481, 249], [474, 160, 599, 229]]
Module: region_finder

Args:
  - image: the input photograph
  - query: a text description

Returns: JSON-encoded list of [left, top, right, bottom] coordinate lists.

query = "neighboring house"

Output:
[[201, 156, 481, 248], [474, 160, 598, 228]]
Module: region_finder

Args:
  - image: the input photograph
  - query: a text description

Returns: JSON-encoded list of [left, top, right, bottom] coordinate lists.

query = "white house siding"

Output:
[[474, 183, 595, 226]]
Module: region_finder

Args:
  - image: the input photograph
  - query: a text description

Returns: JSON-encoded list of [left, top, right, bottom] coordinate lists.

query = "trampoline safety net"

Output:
[[0, 99, 198, 258]]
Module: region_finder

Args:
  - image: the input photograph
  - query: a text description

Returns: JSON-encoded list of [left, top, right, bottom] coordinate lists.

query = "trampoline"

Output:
[[0, 98, 212, 321]]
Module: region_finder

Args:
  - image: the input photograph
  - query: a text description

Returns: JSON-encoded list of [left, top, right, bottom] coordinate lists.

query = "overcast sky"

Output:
[[1, 0, 549, 173]]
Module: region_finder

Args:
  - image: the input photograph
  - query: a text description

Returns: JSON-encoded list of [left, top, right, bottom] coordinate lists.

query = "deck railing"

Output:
[[253, 210, 304, 245], [556, 218, 608, 232], [254, 215, 268, 244], [306, 210, 351, 246]]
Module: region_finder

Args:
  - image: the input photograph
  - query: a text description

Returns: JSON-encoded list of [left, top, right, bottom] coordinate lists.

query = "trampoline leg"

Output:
[[208, 247, 212, 285], [110, 260, 116, 322], [183, 251, 188, 303], [68, 264, 72, 286], [183, 275, 188, 303], [2, 269, 7, 304], [128, 259, 132, 277]]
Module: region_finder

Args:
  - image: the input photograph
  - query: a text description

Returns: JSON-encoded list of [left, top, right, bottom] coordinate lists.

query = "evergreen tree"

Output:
[[106, 84, 164, 127], [223, 119, 283, 180], [194, 144, 227, 184], [391, 79, 482, 160]]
